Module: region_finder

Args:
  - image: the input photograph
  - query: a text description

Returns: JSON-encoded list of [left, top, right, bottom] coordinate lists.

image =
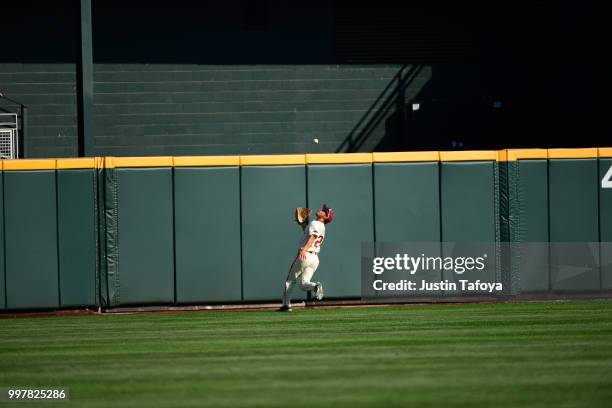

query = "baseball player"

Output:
[[278, 204, 334, 312]]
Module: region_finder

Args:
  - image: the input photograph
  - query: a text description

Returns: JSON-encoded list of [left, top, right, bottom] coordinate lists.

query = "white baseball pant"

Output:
[[282, 252, 319, 307]]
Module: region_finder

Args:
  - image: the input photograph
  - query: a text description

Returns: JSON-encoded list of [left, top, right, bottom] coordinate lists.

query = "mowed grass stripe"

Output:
[[1, 300, 611, 408]]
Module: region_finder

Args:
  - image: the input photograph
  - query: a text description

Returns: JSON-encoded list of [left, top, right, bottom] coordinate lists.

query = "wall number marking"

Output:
[[603, 165, 612, 189]]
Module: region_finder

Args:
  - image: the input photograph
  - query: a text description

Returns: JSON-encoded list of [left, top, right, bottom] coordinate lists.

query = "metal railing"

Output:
[[0, 113, 18, 159], [0, 91, 27, 158]]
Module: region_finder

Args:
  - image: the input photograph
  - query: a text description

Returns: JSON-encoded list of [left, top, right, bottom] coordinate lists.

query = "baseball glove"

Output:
[[295, 207, 311, 226]]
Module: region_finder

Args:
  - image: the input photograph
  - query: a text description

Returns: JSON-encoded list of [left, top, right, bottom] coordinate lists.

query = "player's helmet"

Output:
[[322, 204, 334, 224]]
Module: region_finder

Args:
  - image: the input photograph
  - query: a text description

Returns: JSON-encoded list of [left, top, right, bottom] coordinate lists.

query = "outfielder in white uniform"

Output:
[[279, 205, 334, 312]]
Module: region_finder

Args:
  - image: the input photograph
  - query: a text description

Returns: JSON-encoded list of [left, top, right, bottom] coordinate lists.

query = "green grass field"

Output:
[[1, 300, 612, 407]]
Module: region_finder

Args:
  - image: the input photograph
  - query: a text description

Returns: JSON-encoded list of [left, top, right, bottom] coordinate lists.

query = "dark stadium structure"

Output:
[[0, 1, 601, 158]]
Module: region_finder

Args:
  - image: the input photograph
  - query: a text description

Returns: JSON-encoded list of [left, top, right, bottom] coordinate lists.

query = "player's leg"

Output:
[[298, 253, 320, 291], [298, 266, 317, 291], [281, 255, 301, 310], [299, 253, 323, 300]]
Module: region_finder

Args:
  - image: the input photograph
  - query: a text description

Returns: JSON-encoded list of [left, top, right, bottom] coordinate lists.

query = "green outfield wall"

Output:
[[508, 158, 550, 292], [57, 168, 98, 307], [4, 168, 59, 309], [549, 157, 600, 291], [1, 148, 611, 310], [1, 159, 101, 310], [114, 167, 175, 305], [241, 162, 307, 302], [174, 165, 242, 304], [441, 159, 498, 293], [0, 173, 5, 310], [308, 162, 373, 298], [373, 156, 442, 296], [601, 158, 612, 290]]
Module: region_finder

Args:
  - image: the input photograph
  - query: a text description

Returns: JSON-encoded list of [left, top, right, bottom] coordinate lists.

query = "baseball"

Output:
[[313, 138, 319, 144]]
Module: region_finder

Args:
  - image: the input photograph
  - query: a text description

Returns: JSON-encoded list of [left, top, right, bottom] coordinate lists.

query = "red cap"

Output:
[[324, 208, 334, 224]]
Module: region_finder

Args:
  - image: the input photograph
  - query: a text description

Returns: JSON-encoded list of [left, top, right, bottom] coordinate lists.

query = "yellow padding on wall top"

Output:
[[598, 148, 612, 158], [56, 158, 97, 169], [240, 154, 306, 166], [2, 159, 57, 171], [507, 149, 549, 161], [439, 151, 500, 162], [3, 148, 611, 170], [174, 156, 240, 167], [105, 156, 174, 168], [373, 151, 440, 162], [306, 153, 373, 164], [548, 148, 598, 159]]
